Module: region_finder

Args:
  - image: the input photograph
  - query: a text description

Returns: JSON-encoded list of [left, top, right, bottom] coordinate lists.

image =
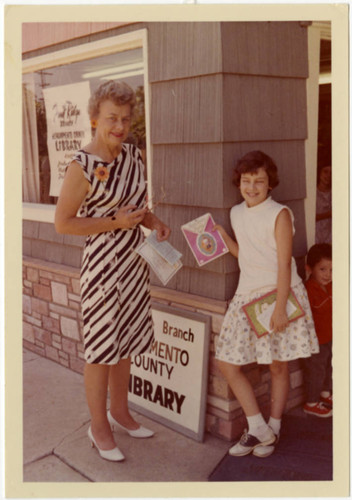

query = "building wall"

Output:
[[148, 21, 309, 300], [147, 22, 236, 299], [22, 22, 133, 53], [23, 21, 310, 298], [22, 21, 310, 440]]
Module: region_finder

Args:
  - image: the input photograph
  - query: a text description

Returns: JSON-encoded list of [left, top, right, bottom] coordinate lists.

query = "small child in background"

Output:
[[303, 243, 333, 417], [315, 165, 332, 244]]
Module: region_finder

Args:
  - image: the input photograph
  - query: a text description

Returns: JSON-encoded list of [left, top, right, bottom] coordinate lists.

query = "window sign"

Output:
[[129, 303, 211, 442], [22, 32, 148, 210], [43, 81, 92, 196]]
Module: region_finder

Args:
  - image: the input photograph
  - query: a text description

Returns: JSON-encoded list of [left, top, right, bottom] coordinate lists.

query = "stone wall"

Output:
[[23, 258, 85, 374], [23, 256, 306, 441]]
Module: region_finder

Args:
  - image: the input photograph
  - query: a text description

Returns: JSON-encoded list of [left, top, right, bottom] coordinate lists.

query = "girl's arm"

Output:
[[270, 208, 292, 333], [55, 162, 147, 235], [141, 211, 171, 241], [213, 224, 239, 258]]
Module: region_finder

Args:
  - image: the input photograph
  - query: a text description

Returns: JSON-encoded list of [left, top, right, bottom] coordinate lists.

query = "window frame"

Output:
[[22, 28, 152, 223], [304, 23, 331, 250]]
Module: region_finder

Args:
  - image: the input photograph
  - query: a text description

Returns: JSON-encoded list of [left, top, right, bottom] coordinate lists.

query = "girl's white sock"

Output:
[[246, 413, 271, 440], [268, 416, 281, 436]]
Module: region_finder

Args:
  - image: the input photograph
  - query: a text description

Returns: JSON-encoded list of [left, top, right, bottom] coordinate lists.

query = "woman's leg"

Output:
[[84, 362, 116, 449], [108, 357, 139, 429], [217, 360, 260, 416], [269, 360, 289, 419]]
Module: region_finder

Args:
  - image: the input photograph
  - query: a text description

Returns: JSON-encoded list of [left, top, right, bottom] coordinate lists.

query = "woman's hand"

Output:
[[153, 219, 171, 241], [141, 212, 171, 241], [112, 205, 148, 230], [270, 307, 289, 333], [55, 162, 148, 235]]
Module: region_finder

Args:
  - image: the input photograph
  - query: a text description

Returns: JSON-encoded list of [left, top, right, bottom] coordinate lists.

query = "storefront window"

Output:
[[23, 42, 146, 206]]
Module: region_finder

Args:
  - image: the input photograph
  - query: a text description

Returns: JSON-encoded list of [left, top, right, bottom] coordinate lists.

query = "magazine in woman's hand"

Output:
[[181, 213, 229, 267], [136, 230, 183, 285], [242, 289, 305, 338]]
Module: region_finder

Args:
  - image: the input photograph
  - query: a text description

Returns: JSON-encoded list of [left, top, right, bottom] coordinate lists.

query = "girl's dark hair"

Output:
[[306, 243, 332, 268], [233, 150, 279, 189]]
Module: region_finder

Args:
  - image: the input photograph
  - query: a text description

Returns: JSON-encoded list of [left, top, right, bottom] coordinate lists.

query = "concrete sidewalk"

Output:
[[23, 349, 333, 484], [23, 349, 230, 483]]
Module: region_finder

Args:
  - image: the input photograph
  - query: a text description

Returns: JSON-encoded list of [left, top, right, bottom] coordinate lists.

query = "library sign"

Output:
[[43, 81, 92, 197], [129, 303, 211, 441]]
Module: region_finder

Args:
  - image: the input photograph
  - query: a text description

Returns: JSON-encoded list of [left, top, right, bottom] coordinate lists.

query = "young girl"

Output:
[[214, 151, 319, 458]]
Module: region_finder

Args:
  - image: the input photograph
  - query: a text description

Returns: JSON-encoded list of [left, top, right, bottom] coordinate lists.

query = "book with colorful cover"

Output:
[[181, 213, 229, 267], [242, 289, 305, 338]]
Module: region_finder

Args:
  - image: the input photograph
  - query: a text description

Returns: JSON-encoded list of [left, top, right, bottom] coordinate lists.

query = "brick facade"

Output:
[[23, 256, 306, 441]]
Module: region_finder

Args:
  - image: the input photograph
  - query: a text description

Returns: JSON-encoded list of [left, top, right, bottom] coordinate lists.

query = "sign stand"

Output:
[[128, 303, 211, 442]]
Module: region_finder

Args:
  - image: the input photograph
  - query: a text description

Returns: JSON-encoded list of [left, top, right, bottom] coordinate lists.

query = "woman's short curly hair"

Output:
[[233, 150, 279, 189], [88, 80, 136, 119]]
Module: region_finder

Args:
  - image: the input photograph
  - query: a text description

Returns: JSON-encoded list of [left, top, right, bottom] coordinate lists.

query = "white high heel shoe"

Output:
[[88, 426, 125, 462], [107, 410, 154, 438]]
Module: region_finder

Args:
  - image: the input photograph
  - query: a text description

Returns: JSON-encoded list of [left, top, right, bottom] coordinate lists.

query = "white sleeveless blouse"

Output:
[[230, 197, 301, 295]]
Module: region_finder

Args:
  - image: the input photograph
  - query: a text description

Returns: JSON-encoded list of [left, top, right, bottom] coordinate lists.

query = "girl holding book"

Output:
[[213, 150, 319, 458]]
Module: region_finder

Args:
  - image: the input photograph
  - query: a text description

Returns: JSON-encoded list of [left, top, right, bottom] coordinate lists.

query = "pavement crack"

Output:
[[24, 451, 55, 467], [53, 420, 90, 450], [52, 453, 93, 482], [51, 420, 94, 482], [23, 357, 41, 364]]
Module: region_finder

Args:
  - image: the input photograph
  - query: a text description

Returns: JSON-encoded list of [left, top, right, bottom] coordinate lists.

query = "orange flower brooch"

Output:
[[94, 165, 109, 182]]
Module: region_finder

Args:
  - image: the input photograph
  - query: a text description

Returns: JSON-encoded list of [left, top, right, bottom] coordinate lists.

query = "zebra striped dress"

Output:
[[73, 143, 154, 364]]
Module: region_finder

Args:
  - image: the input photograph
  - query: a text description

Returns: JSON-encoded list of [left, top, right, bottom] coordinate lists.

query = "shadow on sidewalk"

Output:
[[208, 410, 332, 481]]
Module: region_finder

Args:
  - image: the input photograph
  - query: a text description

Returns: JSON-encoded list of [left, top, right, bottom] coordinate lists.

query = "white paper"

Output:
[[136, 238, 182, 286], [146, 230, 182, 265]]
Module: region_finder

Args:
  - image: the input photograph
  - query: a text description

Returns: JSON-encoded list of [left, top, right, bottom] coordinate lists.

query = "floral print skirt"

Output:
[[215, 281, 320, 366]]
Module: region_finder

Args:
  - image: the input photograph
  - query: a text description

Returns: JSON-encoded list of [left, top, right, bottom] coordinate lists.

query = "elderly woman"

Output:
[[55, 81, 170, 461]]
